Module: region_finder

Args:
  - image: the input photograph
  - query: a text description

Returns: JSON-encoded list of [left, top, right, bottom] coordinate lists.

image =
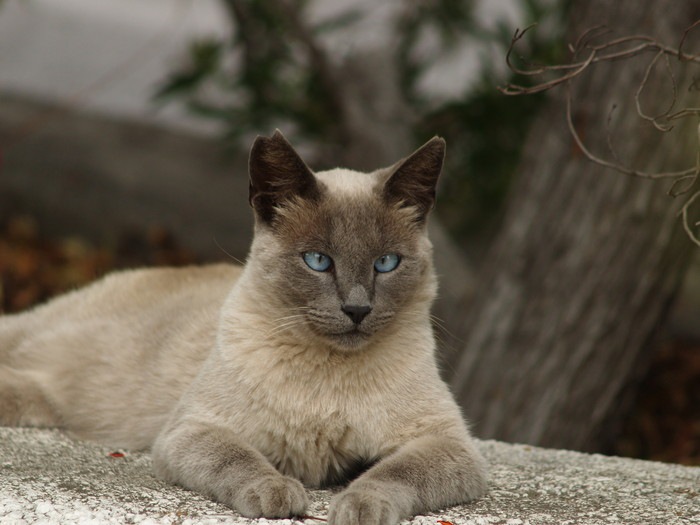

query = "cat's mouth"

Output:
[[328, 330, 371, 350], [302, 308, 397, 351], [303, 308, 393, 351], [314, 325, 373, 351]]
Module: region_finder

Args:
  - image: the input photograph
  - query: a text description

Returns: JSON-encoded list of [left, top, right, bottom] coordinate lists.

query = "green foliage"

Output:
[[155, 0, 352, 144], [421, 79, 546, 237], [156, 0, 569, 239], [421, 0, 571, 237], [155, 40, 224, 101], [396, 0, 477, 106]]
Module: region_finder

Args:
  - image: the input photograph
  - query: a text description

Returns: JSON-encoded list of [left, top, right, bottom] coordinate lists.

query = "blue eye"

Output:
[[374, 253, 400, 273], [303, 251, 332, 272]]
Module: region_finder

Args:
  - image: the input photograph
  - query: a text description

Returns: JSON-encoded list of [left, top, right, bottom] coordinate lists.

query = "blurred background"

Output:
[[0, 0, 698, 465]]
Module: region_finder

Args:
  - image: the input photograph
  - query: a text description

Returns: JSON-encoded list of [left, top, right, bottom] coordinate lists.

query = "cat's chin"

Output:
[[321, 329, 374, 352]]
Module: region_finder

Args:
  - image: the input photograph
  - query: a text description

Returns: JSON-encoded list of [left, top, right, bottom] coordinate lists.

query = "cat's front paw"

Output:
[[234, 474, 308, 518], [328, 487, 401, 525]]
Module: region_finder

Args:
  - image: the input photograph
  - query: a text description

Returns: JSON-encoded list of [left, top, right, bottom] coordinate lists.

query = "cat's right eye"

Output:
[[374, 253, 401, 273], [303, 251, 332, 272]]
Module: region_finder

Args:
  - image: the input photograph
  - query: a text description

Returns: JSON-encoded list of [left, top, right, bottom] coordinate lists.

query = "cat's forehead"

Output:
[[272, 167, 421, 253], [313, 168, 399, 244], [313, 168, 380, 197]]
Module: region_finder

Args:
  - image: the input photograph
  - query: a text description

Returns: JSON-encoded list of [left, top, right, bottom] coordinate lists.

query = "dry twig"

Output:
[[499, 21, 700, 245]]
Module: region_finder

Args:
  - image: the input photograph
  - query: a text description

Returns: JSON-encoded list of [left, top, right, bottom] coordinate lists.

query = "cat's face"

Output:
[[247, 131, 443, 351]]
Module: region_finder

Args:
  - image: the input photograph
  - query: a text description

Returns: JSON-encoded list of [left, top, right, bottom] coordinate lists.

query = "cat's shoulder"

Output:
[[20, 263, 242, 323], [102, 263, 241, 285], [73, 263, 240, 297]]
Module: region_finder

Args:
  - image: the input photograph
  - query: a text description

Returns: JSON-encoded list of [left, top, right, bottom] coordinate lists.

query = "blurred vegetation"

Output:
[[0, 215, 195, 314], [156, 0, 569, 243]]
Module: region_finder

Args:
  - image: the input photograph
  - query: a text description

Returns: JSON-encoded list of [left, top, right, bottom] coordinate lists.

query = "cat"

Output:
[[0, 131, 487, 525]]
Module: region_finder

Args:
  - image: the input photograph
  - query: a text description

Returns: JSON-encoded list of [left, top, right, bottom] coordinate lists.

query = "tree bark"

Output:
[[450, 0, 700, 451]]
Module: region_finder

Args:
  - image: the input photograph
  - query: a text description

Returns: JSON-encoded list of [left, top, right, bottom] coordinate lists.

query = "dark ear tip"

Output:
[[251, 129, 287, 150], [250, 134, 269, 153], [250, 131, 292, 165], [271, 129, 288, 143], [426, 136, 446, 155]]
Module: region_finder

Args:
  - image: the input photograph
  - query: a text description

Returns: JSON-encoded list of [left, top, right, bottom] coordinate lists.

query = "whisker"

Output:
[[266, 318, 308, 339], [270, 319, 305, 332], [272, 314, 308, 324], [262, 307, 318, 341], [213, 237, 245, 265], [430, 314, 464, 345]]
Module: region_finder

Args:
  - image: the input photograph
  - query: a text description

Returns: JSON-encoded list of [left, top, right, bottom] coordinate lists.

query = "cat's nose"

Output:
[[341, 304, 372, 325]]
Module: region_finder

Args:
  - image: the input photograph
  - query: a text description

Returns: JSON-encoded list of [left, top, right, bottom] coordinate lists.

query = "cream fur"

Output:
[[0, 133, 487, 525], [315, 168, 378, 197], [1, 264, 238, 448]]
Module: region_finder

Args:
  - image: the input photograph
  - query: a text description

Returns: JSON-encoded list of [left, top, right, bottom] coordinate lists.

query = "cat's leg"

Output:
[[0, 366, 62, 428], [328, 434, 487, 525], [152, 418, 309, 518]]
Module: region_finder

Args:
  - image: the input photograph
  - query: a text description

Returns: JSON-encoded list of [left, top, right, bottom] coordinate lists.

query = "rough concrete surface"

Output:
[[1, 427, 698, 525]]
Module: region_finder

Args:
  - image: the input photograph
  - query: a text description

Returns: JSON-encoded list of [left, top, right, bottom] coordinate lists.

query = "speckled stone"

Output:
[[1, 428, 698, 524]]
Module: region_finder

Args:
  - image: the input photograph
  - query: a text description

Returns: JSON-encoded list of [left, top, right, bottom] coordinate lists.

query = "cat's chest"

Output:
[[228, 350, 396, 486], [254, 411, 371, 487]]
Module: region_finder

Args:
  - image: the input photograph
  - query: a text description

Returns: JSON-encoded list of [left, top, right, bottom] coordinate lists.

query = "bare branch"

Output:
[[604, 104, 622, 164], [564, 84, 696, 180], [635, 51, 676, 132], [499, 54, 595, 95], [569, 25, 612, 55], [500, 21, 700, 96], [668, 174, 698, 197], [501, 24, 598, 86], [680, 188, 700, 248], [678, 129, 700, 246], [667, 108, 700, 121], [679, 19, 700, 61], [501, 21, 700, 245]]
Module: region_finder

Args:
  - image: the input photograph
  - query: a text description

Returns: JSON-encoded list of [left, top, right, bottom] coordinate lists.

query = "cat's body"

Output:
[[0, 132, 487, 525], [0, 264, 238, 447]]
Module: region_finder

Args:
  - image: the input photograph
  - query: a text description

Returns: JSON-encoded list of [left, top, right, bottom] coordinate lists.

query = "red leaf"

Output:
[[108, 451, 125, 458]]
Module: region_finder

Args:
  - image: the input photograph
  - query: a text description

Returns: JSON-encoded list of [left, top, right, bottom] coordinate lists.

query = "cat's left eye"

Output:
[[374, 253, 400, 273], [303, 251, 333, 272]]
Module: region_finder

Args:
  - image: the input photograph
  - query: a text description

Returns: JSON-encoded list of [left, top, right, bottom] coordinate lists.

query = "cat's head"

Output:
[[246, 130, 443, 351]]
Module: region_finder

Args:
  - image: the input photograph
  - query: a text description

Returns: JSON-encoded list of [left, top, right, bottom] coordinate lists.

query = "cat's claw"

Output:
[[234, 474, 308, 518], [328, 487, 401, 525]]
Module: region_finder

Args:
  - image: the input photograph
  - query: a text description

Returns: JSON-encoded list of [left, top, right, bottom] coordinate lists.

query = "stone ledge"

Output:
[[0, 427, 698, 525]]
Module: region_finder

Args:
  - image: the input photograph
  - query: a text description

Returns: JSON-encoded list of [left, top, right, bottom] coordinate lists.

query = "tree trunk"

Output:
[[450, 0, 700, 451]]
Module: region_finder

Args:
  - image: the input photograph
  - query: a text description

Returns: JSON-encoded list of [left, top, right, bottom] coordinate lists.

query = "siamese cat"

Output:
[[0, 131, 487, 525]]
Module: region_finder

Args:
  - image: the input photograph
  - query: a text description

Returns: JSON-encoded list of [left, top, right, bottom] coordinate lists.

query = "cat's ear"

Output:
[[382, 136, 445, 222], [248, 130, 320, 224]]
